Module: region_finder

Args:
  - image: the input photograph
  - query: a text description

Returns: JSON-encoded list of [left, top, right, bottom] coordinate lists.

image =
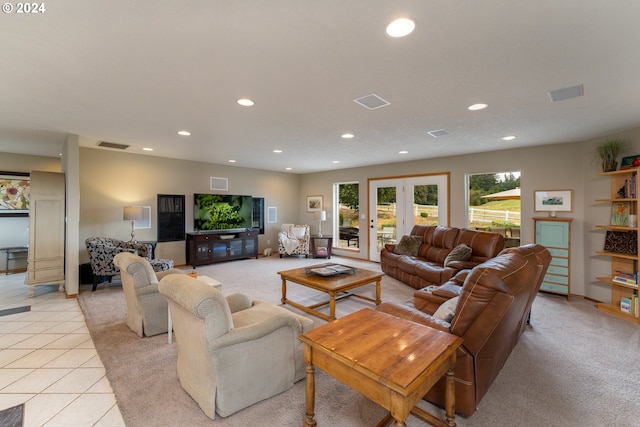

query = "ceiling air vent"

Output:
[[427, 129, 450, 138], [97, 141, 129, 150], [354, 94, 390, 110], [210, 177, 229, 191], [548, 84, 584, 102]]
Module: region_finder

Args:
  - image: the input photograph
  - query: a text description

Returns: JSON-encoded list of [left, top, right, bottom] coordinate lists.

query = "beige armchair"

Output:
[[158, 274, 314, 420], [277, 224, 310, 257], [113, 252, 185, 337]]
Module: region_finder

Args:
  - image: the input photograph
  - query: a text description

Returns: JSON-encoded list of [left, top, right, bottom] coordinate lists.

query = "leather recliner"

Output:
[[377, 244, 551, 416]]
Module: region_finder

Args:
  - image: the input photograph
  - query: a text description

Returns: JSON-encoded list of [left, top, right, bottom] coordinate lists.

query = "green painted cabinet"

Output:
[[534, 217, 572, 299]]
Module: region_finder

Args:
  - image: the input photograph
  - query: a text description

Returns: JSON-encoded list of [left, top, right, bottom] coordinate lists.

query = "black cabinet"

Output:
[[186, 230, 258, 268], [158, 194, 185, 242]]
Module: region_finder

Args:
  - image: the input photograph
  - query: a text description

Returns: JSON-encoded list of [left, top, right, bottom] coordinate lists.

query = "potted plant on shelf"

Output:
[[594, 138, 626, 172]]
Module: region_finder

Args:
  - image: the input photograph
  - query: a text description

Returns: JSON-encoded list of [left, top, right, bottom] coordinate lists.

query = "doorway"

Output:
[[368, 174, 449, 262]]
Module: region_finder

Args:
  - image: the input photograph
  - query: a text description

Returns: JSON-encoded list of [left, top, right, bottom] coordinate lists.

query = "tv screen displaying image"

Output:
[[194, 194, 253, 232]]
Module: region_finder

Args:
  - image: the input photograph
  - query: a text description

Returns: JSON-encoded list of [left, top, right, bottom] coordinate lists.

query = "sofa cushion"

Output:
[[433, 296, 459, 322], [444, 243, 472, 267], [393, 235, 423, 256]]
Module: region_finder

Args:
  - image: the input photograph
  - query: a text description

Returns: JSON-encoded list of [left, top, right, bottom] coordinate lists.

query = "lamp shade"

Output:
[[123, 206, 144, 221], [313, 210, 327, 221]]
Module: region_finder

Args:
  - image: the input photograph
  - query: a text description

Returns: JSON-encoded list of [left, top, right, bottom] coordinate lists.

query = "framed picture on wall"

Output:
[[534, 190, 572, 212], [306, 195, 323, 212], [0, 171, 30, 217]]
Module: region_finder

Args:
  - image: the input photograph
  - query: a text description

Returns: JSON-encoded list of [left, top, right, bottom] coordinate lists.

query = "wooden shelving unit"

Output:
[[594, 168, 640, 323]]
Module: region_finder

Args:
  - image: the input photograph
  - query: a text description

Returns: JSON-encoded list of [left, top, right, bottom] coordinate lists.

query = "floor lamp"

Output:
[[314, 210, 326, 237], [123, 206, 144, 242]]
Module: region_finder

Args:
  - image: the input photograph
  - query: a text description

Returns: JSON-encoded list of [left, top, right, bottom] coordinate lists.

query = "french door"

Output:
[[368, 174, 449, 262]]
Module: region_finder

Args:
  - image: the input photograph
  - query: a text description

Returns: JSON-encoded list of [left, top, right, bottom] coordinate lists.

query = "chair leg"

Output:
[[92, 276, 100, 292]]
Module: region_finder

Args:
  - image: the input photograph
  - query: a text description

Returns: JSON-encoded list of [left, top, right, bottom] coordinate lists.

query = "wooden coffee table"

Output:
[[278, 263, 383, 321], [298, 308, 463, 427]]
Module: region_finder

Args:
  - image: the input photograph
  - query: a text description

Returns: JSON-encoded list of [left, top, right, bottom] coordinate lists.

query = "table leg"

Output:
[[444, 353, 457, 427], [304, 346, 317, 427], [375, 278, 382, 306], [281, 278, 287, 304], [329, 292, 337, 321]]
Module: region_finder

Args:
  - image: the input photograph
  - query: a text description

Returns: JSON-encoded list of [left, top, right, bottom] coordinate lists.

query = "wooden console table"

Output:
[[1, 246, 29, 275], [299, 308, 463, 426]]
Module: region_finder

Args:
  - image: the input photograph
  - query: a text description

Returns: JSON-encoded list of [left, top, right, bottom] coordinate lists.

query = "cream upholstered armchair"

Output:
[[158, 274, 314, 420], [113, 252, 185, 337], [277, 224, 310, 257], [86, 237, 175, 291]]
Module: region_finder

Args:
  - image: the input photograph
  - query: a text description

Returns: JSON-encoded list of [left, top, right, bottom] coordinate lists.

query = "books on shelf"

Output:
[[620, 292, 640, 317], [612, 270, 638, 286], [618, 175, 637, 198]]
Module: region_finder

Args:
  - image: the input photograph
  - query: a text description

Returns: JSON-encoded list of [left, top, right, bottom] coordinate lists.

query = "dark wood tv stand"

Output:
[[186, 230, 259, 268]]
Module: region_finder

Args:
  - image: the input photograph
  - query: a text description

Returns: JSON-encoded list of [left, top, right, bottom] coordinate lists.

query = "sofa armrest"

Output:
[[377, 302, 451, 332], [384, 243, 397, 252], [445, 260, 480, 270], [433, 282, 463, 299]]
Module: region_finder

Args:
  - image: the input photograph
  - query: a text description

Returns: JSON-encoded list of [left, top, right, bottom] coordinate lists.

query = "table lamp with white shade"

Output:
[[314, 210, 327, 237], [123, 206, 144, 242]]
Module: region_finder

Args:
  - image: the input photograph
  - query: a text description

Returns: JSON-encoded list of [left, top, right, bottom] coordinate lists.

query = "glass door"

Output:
[[369, 174, 448, 262]]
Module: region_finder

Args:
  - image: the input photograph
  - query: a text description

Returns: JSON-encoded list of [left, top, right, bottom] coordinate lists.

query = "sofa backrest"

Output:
[[411, 225, 459, 263], [455, 228, 505, 263]]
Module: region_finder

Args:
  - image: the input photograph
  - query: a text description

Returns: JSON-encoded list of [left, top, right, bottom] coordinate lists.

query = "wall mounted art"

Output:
[[0, 172, 30, 217], [534, 190, 572, 212], [306, 195, 323, 213]]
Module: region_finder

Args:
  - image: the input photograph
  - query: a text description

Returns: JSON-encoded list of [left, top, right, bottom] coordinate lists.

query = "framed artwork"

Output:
[[611, 202, 630, 226], [134, 206, 152, 229], [0, 171, 30, 217], [306, 195, 323, 212], [620, 154, 640, 170], [534, 190, 572, 212], [267, 206, 277, 223]]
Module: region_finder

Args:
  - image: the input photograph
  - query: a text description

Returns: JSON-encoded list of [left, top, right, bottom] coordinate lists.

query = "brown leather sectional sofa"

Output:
[[378, 244, 552, 416], [380, 225, 506, 289]]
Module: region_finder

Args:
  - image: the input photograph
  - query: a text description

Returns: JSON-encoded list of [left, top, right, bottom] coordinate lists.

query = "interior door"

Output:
[[369, 174, 449, 262]]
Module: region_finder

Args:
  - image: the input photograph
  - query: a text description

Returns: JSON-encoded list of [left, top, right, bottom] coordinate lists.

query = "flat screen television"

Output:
[[193, 194, 253, 232]]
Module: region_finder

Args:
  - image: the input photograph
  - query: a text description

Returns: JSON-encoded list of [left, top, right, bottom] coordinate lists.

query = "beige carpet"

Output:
[[78, 255, 640, 426]]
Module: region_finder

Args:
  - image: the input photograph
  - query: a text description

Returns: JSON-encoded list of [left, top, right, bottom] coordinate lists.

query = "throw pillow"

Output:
[[433, 296, 459, 323], [393, 235, 423, 256], [444, 243, 472, 267]]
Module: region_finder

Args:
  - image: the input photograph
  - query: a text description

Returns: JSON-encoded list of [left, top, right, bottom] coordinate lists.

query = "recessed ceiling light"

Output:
[[228, 159, 237, 163], [332, 160, 340, 164], [177, 130, 191, 136], [399, 150, 408, 154], [468, 103, 488, 111], [502, 136, 517, 141], [342, 133, 354, 139], [285, 167, 292, 171], [386, 18, 415, 37], [143, 147, 154, 151], [237, 98, 255, 107], [273, 149, 282, 153]]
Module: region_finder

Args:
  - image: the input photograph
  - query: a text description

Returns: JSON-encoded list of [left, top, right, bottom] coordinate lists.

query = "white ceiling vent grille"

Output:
[[97, 141, 129, 150], [427, 129, 450, 138], [210, 177, 229, 191], [354, 94, 390, 110], [548, 84, 584, 102]]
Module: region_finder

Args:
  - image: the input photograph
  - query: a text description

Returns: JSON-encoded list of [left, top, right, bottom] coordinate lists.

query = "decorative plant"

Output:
[[594, 138, 626, 172]]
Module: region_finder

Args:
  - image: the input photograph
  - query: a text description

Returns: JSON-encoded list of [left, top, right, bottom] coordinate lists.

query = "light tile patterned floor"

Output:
[[0, 272, 124, 426]]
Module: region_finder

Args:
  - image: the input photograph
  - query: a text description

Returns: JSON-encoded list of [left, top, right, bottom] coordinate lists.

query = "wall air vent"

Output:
[[427, 129, 450, 138], [548, 84, 584, 102], [97, 141, 129, 150], [354, 94, 390, 110], [210, 177, 229, 191]]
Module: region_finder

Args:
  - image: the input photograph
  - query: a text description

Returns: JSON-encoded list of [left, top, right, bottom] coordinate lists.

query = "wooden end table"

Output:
[[278, 264, 383, 321], [298, 308, 463, 426]]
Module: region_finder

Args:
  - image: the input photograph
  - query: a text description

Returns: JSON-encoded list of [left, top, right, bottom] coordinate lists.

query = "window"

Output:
[[467, 171, 521, 247]]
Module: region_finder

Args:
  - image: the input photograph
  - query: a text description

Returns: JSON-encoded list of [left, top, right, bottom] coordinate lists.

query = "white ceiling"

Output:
[[2, 1, 640, 174]]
